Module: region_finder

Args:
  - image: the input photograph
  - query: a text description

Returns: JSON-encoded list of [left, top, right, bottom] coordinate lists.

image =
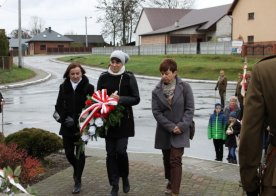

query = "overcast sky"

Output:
[[0, 0, 233, 42]]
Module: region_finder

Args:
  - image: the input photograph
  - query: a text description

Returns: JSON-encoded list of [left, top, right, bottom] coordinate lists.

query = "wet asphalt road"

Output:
[[0, 55, 237, 161]]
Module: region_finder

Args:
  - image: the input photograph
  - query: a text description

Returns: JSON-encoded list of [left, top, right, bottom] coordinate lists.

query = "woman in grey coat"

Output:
[[152, 58, 194, 196]]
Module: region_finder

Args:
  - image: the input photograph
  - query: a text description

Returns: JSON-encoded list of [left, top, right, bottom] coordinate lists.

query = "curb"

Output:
[[0, 69, 52, 90], [51, 58, 238, 85]]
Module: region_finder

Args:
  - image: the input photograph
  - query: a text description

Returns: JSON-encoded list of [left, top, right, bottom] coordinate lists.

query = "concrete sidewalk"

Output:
[[32, 148, 244, 196]]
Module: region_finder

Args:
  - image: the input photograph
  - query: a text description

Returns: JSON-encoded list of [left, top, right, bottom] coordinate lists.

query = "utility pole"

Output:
[[18, 0, 22, 68], [85, 16, 92, 48]]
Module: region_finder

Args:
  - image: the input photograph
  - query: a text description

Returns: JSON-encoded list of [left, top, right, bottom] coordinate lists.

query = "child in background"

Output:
[[225, 111, 241, 164], [208, 103, 227, 161]]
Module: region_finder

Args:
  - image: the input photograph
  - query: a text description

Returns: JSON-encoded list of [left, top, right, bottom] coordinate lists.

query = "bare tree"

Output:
[[146, 0, 194, 8], [29, 16, 45, 36], [119, 0, 143, 45], [96, 0, 121, 46], [9, 29, 31, 39], [96, 0, 144, 46]]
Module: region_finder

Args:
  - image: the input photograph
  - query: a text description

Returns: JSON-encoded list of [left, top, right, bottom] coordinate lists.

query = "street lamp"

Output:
[[85, 16, 92, 48], [18, 0, 22, 68]]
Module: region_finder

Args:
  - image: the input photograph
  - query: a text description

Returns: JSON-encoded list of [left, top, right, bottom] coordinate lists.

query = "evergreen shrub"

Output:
[[5, 128, 63, 159]]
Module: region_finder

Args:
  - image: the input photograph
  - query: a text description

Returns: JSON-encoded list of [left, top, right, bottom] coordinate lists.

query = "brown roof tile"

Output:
[[143, 8, 191, 30], [142, 4, 232, 35]]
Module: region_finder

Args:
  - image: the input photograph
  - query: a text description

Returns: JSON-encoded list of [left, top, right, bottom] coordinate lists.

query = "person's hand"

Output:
[[0, 99, 4, 106], [64, 116, 74, 127], [172, 126, 181, 135], [110, 91, 120, 100]]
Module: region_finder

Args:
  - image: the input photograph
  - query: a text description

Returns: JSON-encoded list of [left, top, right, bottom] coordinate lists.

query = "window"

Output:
[[248, 12, 255, 20], [58, 45, 64, 48], [40, 44, 46, 50], [248, 36, 254, 43]]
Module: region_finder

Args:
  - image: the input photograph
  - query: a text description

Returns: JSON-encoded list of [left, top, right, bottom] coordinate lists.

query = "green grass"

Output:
[[0, 65, 35, 84], [58, 54, 262, 81]]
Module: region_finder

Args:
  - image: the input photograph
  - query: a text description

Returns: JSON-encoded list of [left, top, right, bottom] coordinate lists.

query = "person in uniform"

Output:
[[239, 55, 276, 196], [215, 70, 227, 109], [0, 92, 4, 113]]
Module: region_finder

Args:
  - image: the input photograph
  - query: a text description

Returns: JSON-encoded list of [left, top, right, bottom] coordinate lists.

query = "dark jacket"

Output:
[[97, 71, 140, 138], [225, 120, 241, 148], [215, 76, 227, 95], [55, 75, 94, 137], [152, 77, 194, 149]]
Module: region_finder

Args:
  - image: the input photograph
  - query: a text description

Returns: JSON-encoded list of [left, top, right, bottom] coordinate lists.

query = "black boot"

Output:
[[72, 180, 81, 194], [122, 177, 130, 193], [110, 185, 119, 196]]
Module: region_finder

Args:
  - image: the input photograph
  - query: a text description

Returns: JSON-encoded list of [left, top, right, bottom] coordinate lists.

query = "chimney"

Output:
[[48, 27, 51, 32], [175, 20, 179, 28]]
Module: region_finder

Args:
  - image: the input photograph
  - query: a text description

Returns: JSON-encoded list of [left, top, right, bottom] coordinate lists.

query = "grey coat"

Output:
[[152, 77, 195, 149]]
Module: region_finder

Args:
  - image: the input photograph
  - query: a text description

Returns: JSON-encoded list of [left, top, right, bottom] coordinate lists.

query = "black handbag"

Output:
[[190, 120, 195, 140]]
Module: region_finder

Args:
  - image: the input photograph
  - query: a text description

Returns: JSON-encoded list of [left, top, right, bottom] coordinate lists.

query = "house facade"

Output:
[[229, 0, 276, 44], [134, 8, 191, 46], [27, 27, 73, 55], [135, 5, 232, 46], [9, 38, 30, 56]]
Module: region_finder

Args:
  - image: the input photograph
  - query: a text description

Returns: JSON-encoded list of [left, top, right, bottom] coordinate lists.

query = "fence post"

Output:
[[273, 44, 276, 55], [2, 57, 4, 70], [241, 45, 247, 57]]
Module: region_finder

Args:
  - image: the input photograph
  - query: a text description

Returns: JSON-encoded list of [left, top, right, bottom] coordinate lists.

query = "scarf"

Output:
[[70, 78, 82, 91], [108, 65, 126, 75], [162, 78, 176, 105]]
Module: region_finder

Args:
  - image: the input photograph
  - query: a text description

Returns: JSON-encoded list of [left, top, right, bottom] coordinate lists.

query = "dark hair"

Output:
[[111, 57, 121, 63], [159, 58, 177, 73], [63, 62, 86, 79]]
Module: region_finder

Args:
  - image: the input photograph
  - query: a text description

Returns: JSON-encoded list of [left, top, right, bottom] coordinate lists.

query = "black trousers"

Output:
[[219, 91, 226, 109], [213, 139, 224, 161], [63, 135, 85, 183], [105, 137, 129, 186]]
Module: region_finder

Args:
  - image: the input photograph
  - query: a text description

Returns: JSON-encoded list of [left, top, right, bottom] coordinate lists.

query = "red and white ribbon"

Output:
[[0, 168, 29, 194], [240, 63, 247, 97], [79, 89, 118, 133]]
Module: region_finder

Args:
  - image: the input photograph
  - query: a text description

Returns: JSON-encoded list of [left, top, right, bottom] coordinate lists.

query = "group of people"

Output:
[[55, 51, 194, 196], [209, 70, 242, 164], [3, 49, 274, 195], [209, 55, 276, 196]]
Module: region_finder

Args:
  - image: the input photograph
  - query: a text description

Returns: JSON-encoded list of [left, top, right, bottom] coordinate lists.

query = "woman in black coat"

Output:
[[225, 111, 241, 164], [55, 63, 94, 194], [97, 50, 140, 196]]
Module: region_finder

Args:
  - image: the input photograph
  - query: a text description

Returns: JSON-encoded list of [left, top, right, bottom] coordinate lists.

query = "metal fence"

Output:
[[47, 47, 92, 54], [91, 41, 232, 55], [200, 42, 232, 54], [246, 44, 274, 56]]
